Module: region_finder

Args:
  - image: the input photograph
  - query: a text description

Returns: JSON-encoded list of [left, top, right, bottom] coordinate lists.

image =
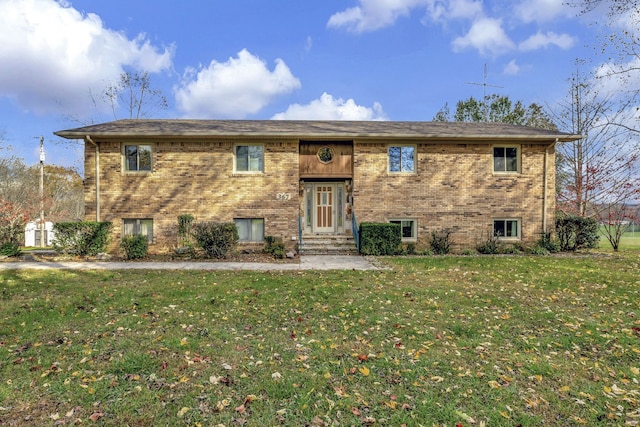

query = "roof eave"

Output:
[[54, 131, 584, 142]]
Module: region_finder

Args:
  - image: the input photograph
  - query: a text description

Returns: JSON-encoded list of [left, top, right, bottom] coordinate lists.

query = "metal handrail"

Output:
[[352, 212, 360, 254]]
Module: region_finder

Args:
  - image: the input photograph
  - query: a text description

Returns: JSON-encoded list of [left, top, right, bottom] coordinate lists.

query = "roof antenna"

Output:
[[466, 64, 503, 122]]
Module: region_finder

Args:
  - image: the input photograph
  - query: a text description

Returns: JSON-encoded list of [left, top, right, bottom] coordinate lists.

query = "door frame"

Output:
[[302, 181, 346, 235]]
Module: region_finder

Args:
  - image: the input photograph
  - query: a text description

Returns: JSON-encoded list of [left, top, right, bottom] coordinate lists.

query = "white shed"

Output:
[[24, 221, 55, 247]]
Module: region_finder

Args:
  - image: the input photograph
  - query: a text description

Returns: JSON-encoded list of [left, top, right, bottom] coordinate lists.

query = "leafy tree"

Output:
[[433, 94, 557, 130]]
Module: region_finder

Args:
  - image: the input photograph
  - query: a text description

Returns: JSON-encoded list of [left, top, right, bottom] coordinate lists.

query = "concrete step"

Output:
[[299, 235, 358, 255]]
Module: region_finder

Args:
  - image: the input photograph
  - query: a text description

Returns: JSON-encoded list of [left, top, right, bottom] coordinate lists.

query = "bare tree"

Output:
[[103, 71, 168, 120], [552, 69, 640, 250]]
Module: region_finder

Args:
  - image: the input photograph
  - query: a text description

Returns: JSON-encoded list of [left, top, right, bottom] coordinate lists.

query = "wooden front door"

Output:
[[315, 184, 335, 233]]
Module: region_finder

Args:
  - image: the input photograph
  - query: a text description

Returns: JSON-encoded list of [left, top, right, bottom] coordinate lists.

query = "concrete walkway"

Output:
[[0, 255, 382, 271]]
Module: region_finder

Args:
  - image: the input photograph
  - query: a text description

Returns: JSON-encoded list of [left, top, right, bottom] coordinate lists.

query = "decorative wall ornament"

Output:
[[317, 146, 334, 164]]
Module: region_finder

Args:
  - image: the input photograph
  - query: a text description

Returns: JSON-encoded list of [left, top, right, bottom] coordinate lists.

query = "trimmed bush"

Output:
[[556, 215, 599, 252], [120, 235, 148, 260], [263, 236, 286, 259], [430, 229, 452, 255], [52, 221, 113, 256], [193, 222, 238, 259], [359, 222, 402, 256]]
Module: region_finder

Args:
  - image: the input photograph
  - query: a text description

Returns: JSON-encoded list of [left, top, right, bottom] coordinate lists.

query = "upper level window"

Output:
[[389, 145, 415, 173], [493, 146, 519, 172], [235, 145, 263, 173], [124, 144, 152, 172], [123, 218, 154, 243]]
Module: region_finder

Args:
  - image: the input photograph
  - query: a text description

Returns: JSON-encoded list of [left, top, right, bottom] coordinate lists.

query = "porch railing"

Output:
[[298, 215, 303, 253], [352, 212, 360, 254]]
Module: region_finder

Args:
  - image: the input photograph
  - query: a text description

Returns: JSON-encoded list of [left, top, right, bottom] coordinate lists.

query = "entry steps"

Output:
[[299, 234, 358, 255]]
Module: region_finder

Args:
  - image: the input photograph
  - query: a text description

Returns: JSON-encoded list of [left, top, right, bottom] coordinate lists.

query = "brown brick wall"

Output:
[[352, 140, 555, 250], [85, 138, 555, 254], [85, 139, 299, 253]]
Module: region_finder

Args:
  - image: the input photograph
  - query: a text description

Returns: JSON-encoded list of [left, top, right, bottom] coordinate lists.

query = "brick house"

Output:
[[55, 120, 581, 254]]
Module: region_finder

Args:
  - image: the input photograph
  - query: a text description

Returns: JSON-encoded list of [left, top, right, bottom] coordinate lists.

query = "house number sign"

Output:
[[276, 192, 291, 200]]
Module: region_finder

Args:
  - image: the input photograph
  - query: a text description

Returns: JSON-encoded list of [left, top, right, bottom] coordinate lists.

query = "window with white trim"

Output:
[[493, 219, 520, 239], [124, 144, 152, 172], [235, 144, 264, 173], [390, 219, 417, 242], [493, 146, 519, 173], [388, 145, 415, 173], [234, 218, 264, 242], [123, 218, 154, 242]]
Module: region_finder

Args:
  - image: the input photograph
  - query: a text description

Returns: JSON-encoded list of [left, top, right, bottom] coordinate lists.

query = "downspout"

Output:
[[543, 138, 558, 234], [85, 135, 100, 222]]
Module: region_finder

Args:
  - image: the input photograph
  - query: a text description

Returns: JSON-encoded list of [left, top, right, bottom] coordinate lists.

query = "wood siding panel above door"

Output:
[[300, 142, 353, 178]]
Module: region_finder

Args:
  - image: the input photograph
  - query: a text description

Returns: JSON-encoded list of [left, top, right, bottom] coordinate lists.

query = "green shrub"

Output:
[[52, 221, 113, 256], [535, 232, 559, 253], [476, 233, 500, 254], [460, 249, 475, 255], [430, 229, 452, 255], [359, 223, 402, 256], [263, 236, 286, 259], [556, 215, 599, 252], [0, 241, 21, 257], [193, 222, 238, 259], [120, 235, 148, 260]]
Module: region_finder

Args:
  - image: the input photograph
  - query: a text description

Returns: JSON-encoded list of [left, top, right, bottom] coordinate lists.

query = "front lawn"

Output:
[[1, 251, 639, 426]]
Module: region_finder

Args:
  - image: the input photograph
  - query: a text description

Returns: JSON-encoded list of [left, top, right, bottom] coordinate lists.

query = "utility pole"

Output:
[[39, 137, 45, 247], [466, 64, 502, 121]]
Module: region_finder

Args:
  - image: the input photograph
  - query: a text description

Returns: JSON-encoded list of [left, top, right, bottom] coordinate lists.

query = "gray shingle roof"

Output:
[[55, 119, 582, 142]]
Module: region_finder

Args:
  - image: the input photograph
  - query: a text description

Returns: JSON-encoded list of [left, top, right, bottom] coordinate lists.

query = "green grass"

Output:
[[1, 251, 639, 426]]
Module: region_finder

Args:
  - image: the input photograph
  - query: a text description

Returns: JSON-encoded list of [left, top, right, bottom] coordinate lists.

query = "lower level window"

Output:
[[493, 219, 520, 239], [123, 218, 153, 242], [390, 219, 417, 241], [234, 218, 264, 242]]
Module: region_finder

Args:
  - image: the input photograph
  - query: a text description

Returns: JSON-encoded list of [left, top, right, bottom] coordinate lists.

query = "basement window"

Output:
[[123, 218, 154, 243], [234, 218, 264, 242], [493, 219, 520, 240], [390, 219, 417, 242]]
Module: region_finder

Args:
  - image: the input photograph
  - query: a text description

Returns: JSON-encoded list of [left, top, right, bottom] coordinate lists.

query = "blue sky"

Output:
[[0, 0, 619, 170]]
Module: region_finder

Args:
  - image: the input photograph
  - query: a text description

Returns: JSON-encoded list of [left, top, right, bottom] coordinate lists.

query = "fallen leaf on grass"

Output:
[[89, 411, 104, 421], [177, 407, 190, 417], [359, 366, 370, 376]]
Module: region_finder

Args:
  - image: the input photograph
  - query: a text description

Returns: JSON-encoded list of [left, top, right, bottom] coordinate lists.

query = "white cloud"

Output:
[[327, 0, 427, 32], [503, 59, 520, 75], [0, 0, 173, 116], [514, 0, 574, 23], [519, 31, 576, 51], [452, 17, 515, 56], [174, 49, 301, 119], [426, 0, 483, 22], [271, 93, 387, 120]]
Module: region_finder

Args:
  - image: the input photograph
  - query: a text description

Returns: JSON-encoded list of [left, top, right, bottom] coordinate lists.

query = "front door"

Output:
[[315, 184, 335, 233]]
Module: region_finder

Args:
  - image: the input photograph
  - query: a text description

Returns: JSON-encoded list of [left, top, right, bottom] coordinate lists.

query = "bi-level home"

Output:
[[55, 120, 581, 254]]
